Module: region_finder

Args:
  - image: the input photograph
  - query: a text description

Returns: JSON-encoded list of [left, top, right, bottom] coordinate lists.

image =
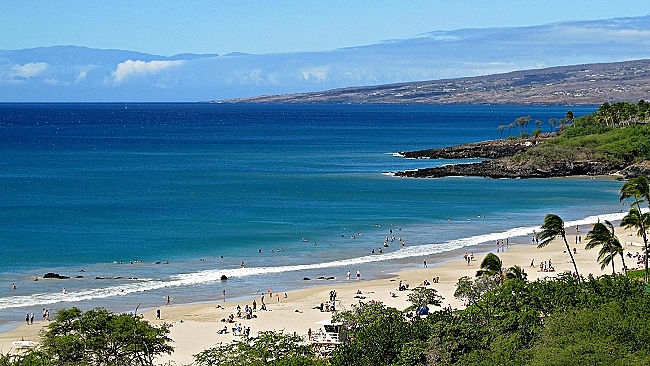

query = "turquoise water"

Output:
[[0, 103, 624, 329]]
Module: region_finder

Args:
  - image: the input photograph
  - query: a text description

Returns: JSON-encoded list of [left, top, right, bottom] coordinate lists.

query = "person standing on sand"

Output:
[[156, 308, 161, 319], [356, 269, 361, 280], [166, 295, 170, 306], [25, 313, 29, 325], [424, 259, 427, 268], [347, 270, 351, 280]]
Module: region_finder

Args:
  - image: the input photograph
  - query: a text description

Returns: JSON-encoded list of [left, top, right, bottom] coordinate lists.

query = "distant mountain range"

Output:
[[220, 59, 650, 105], [2, 15, 650, 102]]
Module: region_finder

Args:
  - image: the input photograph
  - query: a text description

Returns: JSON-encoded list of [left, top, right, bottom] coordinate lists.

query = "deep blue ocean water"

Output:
[[0, 103, 626, 329]]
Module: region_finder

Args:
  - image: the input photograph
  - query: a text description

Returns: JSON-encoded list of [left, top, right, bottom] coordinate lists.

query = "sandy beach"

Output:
[[1, 223, 644, 365]]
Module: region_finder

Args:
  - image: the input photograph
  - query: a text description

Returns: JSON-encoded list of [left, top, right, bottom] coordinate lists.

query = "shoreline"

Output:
[[1, 219, 643, 364]]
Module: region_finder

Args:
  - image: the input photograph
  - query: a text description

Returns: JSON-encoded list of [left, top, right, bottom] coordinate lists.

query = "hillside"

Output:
[[220, 59, 650, 105]]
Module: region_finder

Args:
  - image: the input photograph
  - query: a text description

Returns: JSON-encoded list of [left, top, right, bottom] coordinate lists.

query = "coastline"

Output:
[[1, 220, 643, 365]]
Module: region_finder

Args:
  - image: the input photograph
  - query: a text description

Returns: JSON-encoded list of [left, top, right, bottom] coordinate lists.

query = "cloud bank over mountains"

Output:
[[1, 16, 650, 102]]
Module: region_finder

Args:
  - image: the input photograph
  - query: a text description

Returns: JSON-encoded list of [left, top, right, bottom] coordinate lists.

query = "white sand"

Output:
[[1, 224, 643, 365]]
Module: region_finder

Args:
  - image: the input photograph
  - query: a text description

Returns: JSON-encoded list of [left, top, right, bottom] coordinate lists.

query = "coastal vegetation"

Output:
[[1, 307, 173, 365]]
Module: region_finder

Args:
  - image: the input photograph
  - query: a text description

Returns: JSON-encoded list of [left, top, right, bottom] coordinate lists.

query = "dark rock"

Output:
[[43, 272, 69, 279], [75, 276, 84, 278], [620, 161, 650, 179], [394, 159, 623, 179], [400, 138, 547, 160], [220, 275, 228, 281], [303, 277, 311, 280]]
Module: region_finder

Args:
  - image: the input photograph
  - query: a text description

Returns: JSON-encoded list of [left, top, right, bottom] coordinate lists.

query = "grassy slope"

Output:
[[507, 119, 650, 169]]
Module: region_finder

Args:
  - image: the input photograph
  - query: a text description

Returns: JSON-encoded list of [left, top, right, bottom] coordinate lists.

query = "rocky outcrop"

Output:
[[393, 138, 635, 178], [394, 160, 624, 178], [43, 272, 70, 279], [400, 138, 550, 159], [619, 161, 650, 178]]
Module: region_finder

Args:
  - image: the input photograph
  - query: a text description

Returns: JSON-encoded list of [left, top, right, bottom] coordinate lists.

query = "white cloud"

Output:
[[75, 65, 97, 83], [0, 62, 49, 84], [300, 66, 329, 81], [12, 62, 49, 78], [111, 59, 184, 84]]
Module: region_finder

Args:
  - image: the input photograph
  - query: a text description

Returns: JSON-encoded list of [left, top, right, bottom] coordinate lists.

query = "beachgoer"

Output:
[[25, 313, 29, 325], [356, 269, 361, 280], [347, 270, 351, 280], [166, 295, 170, 306], [156, 308, 161, 319], [11, 283, 16, 290], [530, 259, 534, 267], [423, 259, 427, 268], [240, 261, 245, 268], [42, 309, 47, 321], [30, 313, 34, 325], [62, 287, 66, 294]]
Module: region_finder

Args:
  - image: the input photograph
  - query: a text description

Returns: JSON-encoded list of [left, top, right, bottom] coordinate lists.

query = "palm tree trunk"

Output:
[[634, 202, 649, 283], [612, 253, 616, 274], [562, 234, 580, 279], [620, 253, 627, 275]]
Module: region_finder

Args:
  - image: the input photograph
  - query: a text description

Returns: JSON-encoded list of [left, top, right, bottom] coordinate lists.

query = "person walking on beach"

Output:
[[166, 295, 170, 306], [156, 308, 161, 320], [30, 312, 34, 325], [347, 270, 351, 280], [356, 269, 361, 280], [25, 313, 29, 325], [423, 259, 427, 268]]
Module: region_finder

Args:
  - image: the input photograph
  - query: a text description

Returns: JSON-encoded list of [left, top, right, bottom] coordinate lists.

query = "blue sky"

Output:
[[3, 1, 649, 56]]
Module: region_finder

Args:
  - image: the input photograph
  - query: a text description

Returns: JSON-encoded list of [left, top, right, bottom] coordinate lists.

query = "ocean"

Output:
[[0, 103, 626, 330]]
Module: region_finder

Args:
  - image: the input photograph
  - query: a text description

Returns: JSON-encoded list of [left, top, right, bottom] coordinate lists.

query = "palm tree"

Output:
[[620, 175, 650, 283], [476, 253, 503, 280], [538, 214, 580, 279], [505, 265, 528, 281], [585, 221, 625, 274]]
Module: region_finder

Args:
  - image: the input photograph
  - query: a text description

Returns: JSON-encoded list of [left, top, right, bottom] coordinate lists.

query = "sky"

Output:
[[3, 0, 650, 56]]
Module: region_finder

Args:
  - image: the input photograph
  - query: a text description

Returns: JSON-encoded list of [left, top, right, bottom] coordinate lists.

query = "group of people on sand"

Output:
[[218, 323, 250, 336], [463, 252, 475, 265], [538, 259, 555, 272]]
